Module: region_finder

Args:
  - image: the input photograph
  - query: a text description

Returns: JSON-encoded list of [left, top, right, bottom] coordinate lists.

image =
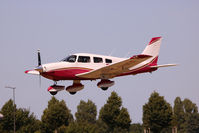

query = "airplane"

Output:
[[25, 37, 176, 95]]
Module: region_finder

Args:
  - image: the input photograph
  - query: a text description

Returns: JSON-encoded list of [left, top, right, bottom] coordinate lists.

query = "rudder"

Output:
[[142, 37, 162, 57]]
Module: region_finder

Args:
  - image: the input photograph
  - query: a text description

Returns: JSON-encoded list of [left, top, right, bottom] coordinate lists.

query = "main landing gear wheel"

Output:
[[69, 92, 76, 95], [101, 87, 109, 91], [50, 91, 57, 96]]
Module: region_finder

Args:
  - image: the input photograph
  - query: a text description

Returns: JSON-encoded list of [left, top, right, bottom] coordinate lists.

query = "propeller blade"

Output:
[[39, 75, 41, 87], [38, 49, 41, 66]]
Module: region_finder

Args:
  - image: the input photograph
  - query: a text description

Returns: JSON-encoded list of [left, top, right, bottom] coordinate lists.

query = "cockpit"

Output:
[[61, 54, 113, 64], [61, 55, 77, 62]]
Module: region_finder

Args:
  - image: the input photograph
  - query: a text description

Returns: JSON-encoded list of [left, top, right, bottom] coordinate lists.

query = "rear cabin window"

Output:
[[94, 57, 103, 63], [78, 56, 90, 63], [105, 59, 112, 63]]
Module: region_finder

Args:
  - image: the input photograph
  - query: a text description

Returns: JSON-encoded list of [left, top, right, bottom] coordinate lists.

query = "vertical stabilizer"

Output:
[[142, 37, 162, 65], [142, 37, 162, 57]]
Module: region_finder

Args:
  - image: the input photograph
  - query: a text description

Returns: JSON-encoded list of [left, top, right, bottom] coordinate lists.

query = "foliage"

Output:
[[58, 100, 99, 133], [41, 96, 73, 133], [143, 91, 173, 133], [172, 97, 199, 133], [0, 99, 15, 132], [75, 100, 97, 124], [0, 99, 40, 133], [129, 123, 143, 133], [185, 113, 199, 133], [98, 91, 131, 133], [62, 122, 99, 133], [1, 91, 199, 133], [172, 97, 185, 133]]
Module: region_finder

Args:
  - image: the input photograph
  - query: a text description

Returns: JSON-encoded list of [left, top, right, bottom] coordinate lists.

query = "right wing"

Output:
[[76, 54, 152, 79]]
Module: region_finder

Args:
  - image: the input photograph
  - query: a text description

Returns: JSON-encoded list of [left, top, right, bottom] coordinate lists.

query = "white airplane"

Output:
[[25, 37, 176, 95]]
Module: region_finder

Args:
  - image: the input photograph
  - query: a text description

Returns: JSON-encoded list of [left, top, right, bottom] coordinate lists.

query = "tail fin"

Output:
[[142, 37, 162, 65], [142, 37, 162, 57]]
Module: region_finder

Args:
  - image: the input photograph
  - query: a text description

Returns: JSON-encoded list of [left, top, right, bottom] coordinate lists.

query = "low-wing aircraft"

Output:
[[25, 37, 176, 95]]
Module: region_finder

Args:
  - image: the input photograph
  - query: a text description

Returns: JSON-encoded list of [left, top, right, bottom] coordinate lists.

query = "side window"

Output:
[[78, 56, 90, 63], [105, 59, 112, 63], [94, 57, 103, 63], [67, 55, 76, 62]]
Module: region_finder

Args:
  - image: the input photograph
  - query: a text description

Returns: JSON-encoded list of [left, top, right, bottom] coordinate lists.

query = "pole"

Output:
[[5, 86, 16, 133], [13, 88, 16, 133]]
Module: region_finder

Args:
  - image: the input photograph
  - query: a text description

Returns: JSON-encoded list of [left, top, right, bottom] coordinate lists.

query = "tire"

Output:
[[101, 87, 108, 91], [50, 91, 57, 96], [69, 92, 76, 95]]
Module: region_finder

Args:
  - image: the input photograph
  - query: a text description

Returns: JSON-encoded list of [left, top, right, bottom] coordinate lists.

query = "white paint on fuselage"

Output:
[[42, 53, 126, 72]]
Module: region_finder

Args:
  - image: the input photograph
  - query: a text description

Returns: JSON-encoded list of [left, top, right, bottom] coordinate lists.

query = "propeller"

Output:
[[38, 49, 41, 66], [37, 49, 42, 87]]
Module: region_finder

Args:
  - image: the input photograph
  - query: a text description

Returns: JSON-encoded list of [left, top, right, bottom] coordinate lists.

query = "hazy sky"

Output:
[[0, 0, 199, 123]]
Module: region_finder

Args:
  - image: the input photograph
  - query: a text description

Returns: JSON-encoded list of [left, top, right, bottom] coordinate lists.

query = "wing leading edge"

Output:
[[76, 54, 152, 79]]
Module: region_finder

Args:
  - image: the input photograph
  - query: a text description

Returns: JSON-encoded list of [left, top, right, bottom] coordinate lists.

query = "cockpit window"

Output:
[[61, 55, 77, 62], [94, 57, 103, 63], [78, 56, 90, 63]]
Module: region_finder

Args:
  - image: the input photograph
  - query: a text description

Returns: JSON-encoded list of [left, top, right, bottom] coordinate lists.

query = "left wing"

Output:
[[76, 54, 152, 79]]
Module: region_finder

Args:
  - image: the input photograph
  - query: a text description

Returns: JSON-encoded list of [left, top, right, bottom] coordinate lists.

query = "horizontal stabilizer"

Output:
[[25, 70, 40, 75], [150, 64, 177, 68]]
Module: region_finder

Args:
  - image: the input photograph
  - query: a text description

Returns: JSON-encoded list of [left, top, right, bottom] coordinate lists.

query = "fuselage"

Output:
[[40, 53, 157, 81]]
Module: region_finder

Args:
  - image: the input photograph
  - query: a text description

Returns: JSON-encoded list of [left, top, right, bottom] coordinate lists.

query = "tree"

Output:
[[172, 97, 185, 133], [98, 91, 131, 133], [129, 123, 143, 133], [183, 98, 198, 114], [15, 108, 41, 133], [182, 98, 199, 133], [41, 97, 73, 133], [0, 99, 15, 132], [185, 113, 199, 133], [58, 100, 99, 133], [143, 91, 172, 133], [172, 97, 199, 133], [75, 100, 97, 124], [0, 99, 40, 133]]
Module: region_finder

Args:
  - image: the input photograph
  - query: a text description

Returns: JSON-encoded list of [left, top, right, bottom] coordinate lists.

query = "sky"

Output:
[[0, 0, 199, 123]]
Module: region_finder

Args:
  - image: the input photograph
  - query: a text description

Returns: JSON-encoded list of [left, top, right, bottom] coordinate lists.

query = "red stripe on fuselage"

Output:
[[41, 67, 93, 81]]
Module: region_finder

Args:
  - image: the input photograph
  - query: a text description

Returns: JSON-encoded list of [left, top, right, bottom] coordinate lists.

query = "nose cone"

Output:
[[35, 65, 44, 73]]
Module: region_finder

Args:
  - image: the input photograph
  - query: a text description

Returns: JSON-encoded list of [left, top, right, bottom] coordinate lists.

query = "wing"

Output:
[[150, 64, 177, 68], [76, 54, 152, 79]]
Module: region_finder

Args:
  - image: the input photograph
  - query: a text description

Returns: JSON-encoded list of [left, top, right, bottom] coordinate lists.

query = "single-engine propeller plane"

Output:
[[25, 37, 176, 95]]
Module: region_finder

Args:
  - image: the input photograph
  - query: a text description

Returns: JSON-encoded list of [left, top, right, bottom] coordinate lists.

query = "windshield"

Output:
[[61, 55, 77, 62]]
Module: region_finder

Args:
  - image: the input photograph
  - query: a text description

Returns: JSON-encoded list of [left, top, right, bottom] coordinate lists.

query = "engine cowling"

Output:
[[66, 83, 84, 92], [48, 85, 65, 95], [97, 80, 115, 88]]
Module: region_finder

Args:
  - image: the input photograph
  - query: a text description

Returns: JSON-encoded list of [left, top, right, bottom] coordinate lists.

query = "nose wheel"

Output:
[[50, 91, 57, 96]]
